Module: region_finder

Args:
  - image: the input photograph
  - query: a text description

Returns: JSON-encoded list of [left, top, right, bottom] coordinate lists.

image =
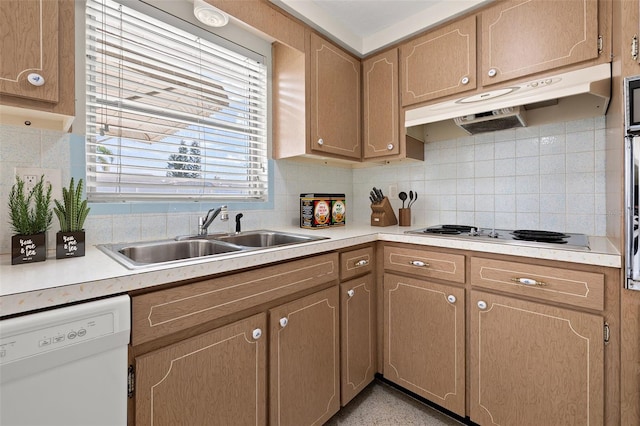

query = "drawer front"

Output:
[[340, 246, 374, 281], [384, 246, 465, 284], [470, 257, 604, 311], [132, 253, 338, 346]]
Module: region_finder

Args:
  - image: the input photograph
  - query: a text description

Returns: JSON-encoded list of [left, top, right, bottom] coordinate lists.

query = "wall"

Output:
[[0, 114, 607, 254], [353, 116, 607, 235], [0, 124, 353, 254]]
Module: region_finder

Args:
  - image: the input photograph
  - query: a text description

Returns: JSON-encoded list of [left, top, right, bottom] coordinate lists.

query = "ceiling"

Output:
[[268, 0, 494, 56]]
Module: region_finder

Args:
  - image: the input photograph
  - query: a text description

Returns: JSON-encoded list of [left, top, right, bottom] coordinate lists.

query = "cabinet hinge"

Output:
[[632, 35, 639, 61], [597, 35, 604, 55], [603, 322, 610, 345], [128, 365, 135, 398]]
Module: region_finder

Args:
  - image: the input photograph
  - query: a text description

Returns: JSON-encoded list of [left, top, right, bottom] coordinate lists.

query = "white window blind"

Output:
[[85, 0, 268, 202]]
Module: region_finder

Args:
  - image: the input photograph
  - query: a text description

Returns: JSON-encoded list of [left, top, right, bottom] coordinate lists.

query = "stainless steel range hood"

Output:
[[405, 64, 611, 140]]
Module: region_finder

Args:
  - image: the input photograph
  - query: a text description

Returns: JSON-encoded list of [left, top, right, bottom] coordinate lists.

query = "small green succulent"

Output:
[[54, 178, 90, 232]]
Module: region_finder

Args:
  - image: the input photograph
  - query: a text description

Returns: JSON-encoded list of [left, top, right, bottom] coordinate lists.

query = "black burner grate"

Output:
[[424, 225, 475, 235], [511, 230, 569, 243]]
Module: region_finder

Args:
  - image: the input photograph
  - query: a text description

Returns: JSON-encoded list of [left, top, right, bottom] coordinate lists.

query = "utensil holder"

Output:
[[370, 197, 398, 226], [398, 208, 411, 227]]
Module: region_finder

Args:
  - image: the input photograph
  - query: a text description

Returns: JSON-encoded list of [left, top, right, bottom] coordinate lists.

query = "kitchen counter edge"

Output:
[[0, 226, 621, 317]]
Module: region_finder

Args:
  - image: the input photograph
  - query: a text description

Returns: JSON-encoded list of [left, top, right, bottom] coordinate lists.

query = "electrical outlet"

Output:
[[23, 175, 39, 192], [15, 167, 63, 201]]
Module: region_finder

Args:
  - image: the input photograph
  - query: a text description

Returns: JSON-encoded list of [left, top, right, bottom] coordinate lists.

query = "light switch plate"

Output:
[[388, 184, 398, 200]]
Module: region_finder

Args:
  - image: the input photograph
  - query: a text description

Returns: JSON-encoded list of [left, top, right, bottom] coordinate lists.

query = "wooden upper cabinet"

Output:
[[309, 32, 361, 160], [470, 290, 604, 425], [0, 0, 75, 130], [400, 15, 477, 106], [481, 0, 600, 86], [0, 0, 59, 103], [363, 49, 399, 158]]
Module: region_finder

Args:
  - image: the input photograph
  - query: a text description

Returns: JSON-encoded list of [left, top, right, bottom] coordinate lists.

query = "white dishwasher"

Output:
[[0, 295, 130, 426]]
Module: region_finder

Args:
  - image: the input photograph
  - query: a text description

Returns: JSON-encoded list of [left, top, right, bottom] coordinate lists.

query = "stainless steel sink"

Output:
[[98, 239, 245, 269], [98, 230, 329, 269], [213, 230, 328, 248]]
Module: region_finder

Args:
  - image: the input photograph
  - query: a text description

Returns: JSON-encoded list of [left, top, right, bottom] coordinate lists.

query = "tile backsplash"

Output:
[[353, 116, 606, 235], [0, 116, 606, 254]]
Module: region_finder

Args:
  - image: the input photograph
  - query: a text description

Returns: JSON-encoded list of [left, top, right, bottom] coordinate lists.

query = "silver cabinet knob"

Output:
[[252, 328, 262, 340], [347, 289, 355, 298], [409, 260, 428, 267], [387, 143, 394, 150], [447, 295, 456, 304], [279, 317, 288, 328], [487, 68, 497, 78], [461, 76, 469, 85], [477, 300, 488, 310], [354, 259, 369, 267], [27, 73, 45, 86], [317, 138, 324, 146]]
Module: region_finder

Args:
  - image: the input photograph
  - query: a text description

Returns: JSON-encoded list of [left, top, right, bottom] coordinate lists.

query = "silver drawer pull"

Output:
[[354, 259, 369, 267], [511, 277, 547, 286], [409, 260, 429, 268]]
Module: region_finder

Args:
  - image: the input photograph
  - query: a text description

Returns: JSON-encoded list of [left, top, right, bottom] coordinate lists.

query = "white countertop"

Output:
[[0, 225, 621, 317]]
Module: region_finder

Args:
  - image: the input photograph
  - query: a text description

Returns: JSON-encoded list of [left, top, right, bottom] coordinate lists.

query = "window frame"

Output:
[[78, 0, 273, 212]]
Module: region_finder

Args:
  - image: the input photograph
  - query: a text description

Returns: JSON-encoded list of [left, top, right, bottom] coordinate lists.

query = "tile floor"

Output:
[[325, 381, 464, 425]]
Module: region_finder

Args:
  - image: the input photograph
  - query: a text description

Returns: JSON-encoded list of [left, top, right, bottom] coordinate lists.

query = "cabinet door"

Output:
[[0, 0, 59, 102], [383, 273, 465, 416], [363, 49, 399, 159], [340, 275, 376, 405], [400, 15, 476, 106], [269, 286, 340, 426], [135, 313, 267, 426], [309, 32, 361, 160], [481, 0, 599, 86], [470, 291, 604, 425]]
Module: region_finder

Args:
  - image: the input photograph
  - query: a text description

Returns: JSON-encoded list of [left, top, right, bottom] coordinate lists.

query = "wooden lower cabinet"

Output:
[[470, 290, 604, 425], [383, 273, 465, 416], [340, 275, 376, 405], [135, 313, 267, 426], [269, 286, 340, 426]]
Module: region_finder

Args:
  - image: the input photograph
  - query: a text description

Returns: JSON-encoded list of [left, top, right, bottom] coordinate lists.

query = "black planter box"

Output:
[[11, 233, 47, 265], [56, 231, 85, 259]]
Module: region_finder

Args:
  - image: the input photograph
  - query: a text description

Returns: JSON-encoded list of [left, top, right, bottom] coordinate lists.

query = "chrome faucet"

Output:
[[198, 205, 228, 235]]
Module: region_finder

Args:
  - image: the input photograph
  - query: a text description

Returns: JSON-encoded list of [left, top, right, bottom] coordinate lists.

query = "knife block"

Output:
[[370, 197, 398, 226]]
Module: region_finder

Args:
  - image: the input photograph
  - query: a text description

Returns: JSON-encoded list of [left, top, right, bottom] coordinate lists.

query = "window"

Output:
[[85, 0, 268, 202]]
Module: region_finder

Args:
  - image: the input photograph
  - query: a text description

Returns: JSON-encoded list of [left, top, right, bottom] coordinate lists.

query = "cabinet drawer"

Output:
[[340, 246, 374, 281], [470, 257, 604, 311], [132, 253, 338, 346], [384, 246, 465, 284]]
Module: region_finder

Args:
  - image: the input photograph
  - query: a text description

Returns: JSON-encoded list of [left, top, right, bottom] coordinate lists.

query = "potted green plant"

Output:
[[8, 175, 53, 265], [53, 178, 90, 259]]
